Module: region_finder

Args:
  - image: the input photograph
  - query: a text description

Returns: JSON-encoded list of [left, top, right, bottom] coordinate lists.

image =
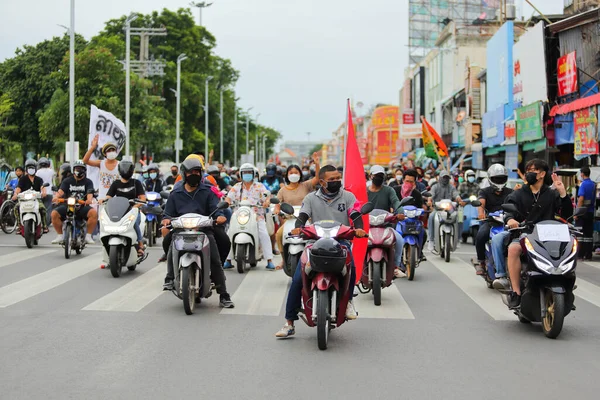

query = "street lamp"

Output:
[[217, 87, 224, 163], [190, 1, 214, 26], [68, 0, 75, 165], [202, 76, 213, 161], [262, 134, 267, 164], [233, 96, 240, 166], [245, 106, 253, 162], [124, 12, 138, 160], [254, 113, 261, 166], [175, 53, 188, 164]]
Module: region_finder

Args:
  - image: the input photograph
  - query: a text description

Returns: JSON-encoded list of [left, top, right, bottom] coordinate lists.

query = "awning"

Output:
[[522, 138, 547, 153], [485, 146, 505, 156], [550, 93, 600, 116]]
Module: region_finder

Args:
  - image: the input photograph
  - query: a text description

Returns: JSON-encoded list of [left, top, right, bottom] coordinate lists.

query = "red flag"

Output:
[[343, 100, 369, 284]]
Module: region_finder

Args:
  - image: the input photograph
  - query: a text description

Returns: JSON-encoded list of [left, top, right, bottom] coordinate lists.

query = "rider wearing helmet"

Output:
[[51, 161, 97, 244], [260, 163, 283, 195], [160, 156, 234, 308], [458, 169, 479, 197], [12, 159, 49, 233], [58, 163, 72, 184], [473, 164, 513, 275], [102, 161, 146, 256], [207, 165, 229, 191], [36, 157, 55, 226], [83, 135, 120, 199], [144, 163, 164, 193], [224, 163, 276, 270]]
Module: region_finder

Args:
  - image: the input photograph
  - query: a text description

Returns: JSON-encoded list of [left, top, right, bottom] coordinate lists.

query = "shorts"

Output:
[[54, 204, 92, 221]]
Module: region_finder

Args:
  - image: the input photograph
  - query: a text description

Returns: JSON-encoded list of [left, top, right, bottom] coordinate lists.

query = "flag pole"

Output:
[[343, 99, 350, 183]]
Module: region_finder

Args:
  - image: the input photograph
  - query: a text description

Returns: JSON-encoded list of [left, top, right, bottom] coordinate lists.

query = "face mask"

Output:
[[302, 171, 309, 177], [324, 180, 342, 194], [220, 172, 227, 178], [171, 170, 178, 176], [74, 170, 84, 178], [27, 168, 36, 175], [186, 174, 201, 187], [371, 175, 385, 187], [468, 176, 475, 183], [525, 172, 539, 186], [458, 177, 464, 183], [143, 173, 149, 179], [396, 175, 403, 181], [150, 173, 157, 180], [441, 177, 450, 185], [106, 151, 117, 160], [288, 174, 301, 183], [242, 173, 254, 183], [254, 177, 258, 183]]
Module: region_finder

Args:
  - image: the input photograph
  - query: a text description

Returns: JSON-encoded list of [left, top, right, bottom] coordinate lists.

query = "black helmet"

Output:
[[309, 238, 347, 274], [180, 157, 204, 184], [73, 160, 87, 178], [59, 163, 71, 179], [118, 161, 135, 180], [266, 163, 277, 176], [38, 157, 50, 168], [24, 159, 37, 175], [207, 165, 219, 175]]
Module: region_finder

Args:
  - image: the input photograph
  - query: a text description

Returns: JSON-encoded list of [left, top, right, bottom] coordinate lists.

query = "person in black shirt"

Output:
[[12, 159, 49, 233], [51, 160, 97, 245], [394, 169, 424, 208], [261, 163, 284, 195], [144, 163, 164, 193], [165, 165, 178, 186], [102, 161, 146, 255]]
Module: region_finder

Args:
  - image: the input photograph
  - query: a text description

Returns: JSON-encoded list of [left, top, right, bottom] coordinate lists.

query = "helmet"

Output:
[[240, 163, 255, 174], [207, 165, 219, 175], [309, 238, 347, 274], [101, 142, 118, 156], [73, 160, 87, 178], [266, 163, 277, 175], [24, 159, 37, 174], [465, 169, 475, 178], [59, 163, 71, 179], [487, 164, 508, 190], [184, 154, 206, 170], [118, 161, 135, 180], [180, 157, 204, 184], [38, 157, 50, 168], [148, 163, 159, 172]]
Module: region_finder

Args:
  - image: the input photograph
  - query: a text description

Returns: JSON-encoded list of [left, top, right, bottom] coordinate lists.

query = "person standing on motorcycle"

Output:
[[498, 159, 572, 309], [224, 163, 277, 270], [368, 165, 407, 278], [275, 165, 367, 338], [426, 170, 464, 251], [165, 165, 178, 185], [144, 163, 164, 193], [261, 163, 284, 195], [83, 137, 120, 200], [160, 157, 234, 308], [458, 170, 479, 197], [12, 159, 49, 234], [473, 164, 512, 275], [576, 166, 595, 260], [50, 161, 97, 245], [101, 161, 147, 257]]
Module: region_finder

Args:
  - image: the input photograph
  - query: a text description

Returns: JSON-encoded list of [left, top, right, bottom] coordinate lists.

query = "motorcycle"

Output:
[[471, 211, 505, 288], [432, 197, 480, 263], [398, 201, 426, 281], [279, 205, 306, 277], [99, 197, 148, 278], [290, 202, 373, 350], [143, 191, 163, 247], [56, 192, 91, 259], [462, 195, 480, 244], [500, 204, 586, 339], [228, 197, 279, 274], [16, 184, 49, 248]]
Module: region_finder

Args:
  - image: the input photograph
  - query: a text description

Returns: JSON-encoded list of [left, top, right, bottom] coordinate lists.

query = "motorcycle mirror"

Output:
[[399, 196, 415, 207], [421, 191, 432, 198], [360, 202, 374, 215], [573, 207, 587, 218], [270, 197, 280, 204], [217, 201, 229, 210], [471, 200, 482, 207], [160, 191, 170, 200], [51, 186, 58, 192], [501, 204, 519, 214], [280, 203, 295, 215], [42, 183, 50, 188]]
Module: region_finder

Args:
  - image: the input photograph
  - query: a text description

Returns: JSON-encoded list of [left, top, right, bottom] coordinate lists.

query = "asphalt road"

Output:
[[1, 232, 600, 400]]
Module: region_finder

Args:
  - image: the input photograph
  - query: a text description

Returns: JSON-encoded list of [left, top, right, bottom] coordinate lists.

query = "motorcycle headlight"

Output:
[[24, 193, 33, 200], [524, 237, 535, 253], [237, 210, 250, 225], [172, 217, 203, 229], [369, 214, 386, 226], [405, 210, 417, 219], [147, 193, 159, 201], [67, 197, 76, 206]]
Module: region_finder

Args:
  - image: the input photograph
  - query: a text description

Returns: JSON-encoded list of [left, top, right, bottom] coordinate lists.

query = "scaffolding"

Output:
[[408, 0, 505, 65]]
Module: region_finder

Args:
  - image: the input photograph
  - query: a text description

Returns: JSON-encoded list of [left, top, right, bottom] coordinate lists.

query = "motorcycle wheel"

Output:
[[109, 245, 122, 278], [542, 291, 565, 339], [372, 261, 382, 306], [182, 266, 196, 315], [64, 224, 72, 259], [407, 245, 417, 281], [285, 253, 299, 278], [147, 220, 154, 248], [24, 220, 34, 249], [0, 201, 17, 234], [236, 244, 246, 274], [444, 233, 451, 263], [317, 289, 330, 351]]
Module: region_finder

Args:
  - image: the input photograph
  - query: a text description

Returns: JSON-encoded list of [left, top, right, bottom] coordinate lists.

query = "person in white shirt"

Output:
[[83, 135, 120, 200], [36, 157, 55, 225]]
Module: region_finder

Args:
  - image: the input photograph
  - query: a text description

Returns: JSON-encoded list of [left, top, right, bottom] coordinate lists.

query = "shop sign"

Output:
[[557, 51, 578, 97], [574, 106, 598, 159], [516, 102, 543, 142]]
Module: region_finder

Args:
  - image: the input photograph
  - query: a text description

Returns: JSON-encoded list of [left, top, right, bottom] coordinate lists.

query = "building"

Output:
[[280, 141, 319, 162], [564, 0, 600, 15]]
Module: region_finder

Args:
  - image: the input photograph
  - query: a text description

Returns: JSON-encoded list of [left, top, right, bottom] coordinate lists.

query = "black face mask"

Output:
[[371, 175, 385, 187], [74, 171, 84, 179], [186, 174, 201, 187], [171, 170, 178, 176], [525, 172, 539, 186], [323, 180, 342, 195]]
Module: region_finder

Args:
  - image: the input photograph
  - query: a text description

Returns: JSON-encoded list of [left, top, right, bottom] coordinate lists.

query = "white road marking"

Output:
[[221, 269, 290, 316], [0, 254, 102, 307], [82, 264, 165, 312], [428, 255, 515, 320], [0, 248, 57, 269], [354, 284, 415, 319], [581, 261, 600, 271], [574, 278, 600, 309]]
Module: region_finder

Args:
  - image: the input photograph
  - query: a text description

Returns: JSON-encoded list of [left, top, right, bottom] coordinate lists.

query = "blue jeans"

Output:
[[393, 230, 405, 268], [134, 212, 143, 242], [285, 239, 356, 321], [491, 230, 509, 278], [428, 212, 435, 242]]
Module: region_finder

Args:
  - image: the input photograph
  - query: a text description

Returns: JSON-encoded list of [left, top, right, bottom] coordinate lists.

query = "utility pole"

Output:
[[203, 76, 213, 161], [175, 54, 188, 164], [69, 0, 75, 164], [124, 13, 138, 160], [190, 1, 214, 26], [245, 107, 253, 162], [219, 88, 224, 163], [234, 96, 240, 166], [255, 113, 261, 166]]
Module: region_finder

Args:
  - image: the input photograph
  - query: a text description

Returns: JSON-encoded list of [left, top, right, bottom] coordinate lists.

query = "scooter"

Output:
[[499, 204, 585, 339], [279, 204, 306, 277], [56, 194, 90, 259], [143, 191, 163, 247], [290, 202, 373, 350], [433, 198, 480, 263], [17, 184, 48, 248], [99, 197, 148, 278], [166, 201, 230, 315], [471, 211, 505, 288], [398, 203, 426, 281]]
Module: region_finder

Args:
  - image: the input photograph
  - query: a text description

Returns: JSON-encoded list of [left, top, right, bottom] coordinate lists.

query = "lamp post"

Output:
[[219, 87, 224, 163], [262, 134, 267, 164], [233, 96, 240, 166], [68, 0, 75, 164], [203, 76, 213, 161], [124, 13, 138, 160], [255, 113, 261, 166], [175, 53, 188, 164], [190, 1, 214, 26], [245, 106, 253, 162]]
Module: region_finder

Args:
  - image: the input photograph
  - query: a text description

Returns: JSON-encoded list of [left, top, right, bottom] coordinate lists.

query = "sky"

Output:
[[1, 0, 565, 146]]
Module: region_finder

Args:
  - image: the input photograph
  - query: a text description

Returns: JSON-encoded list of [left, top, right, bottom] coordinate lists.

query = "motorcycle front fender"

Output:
[[367, 247, 385, 263], [312, 272, 339, 291], [441, 224, 453, 234], [108, 237, 126, 246], [179, 252, 202, 269], [21, 213, 37, 223], [404, 235, 418, 246], [234, 232, 254, 245], [547, 285, 566, 294], [288, 243, 305, 255], [146, 214, 156, 222]]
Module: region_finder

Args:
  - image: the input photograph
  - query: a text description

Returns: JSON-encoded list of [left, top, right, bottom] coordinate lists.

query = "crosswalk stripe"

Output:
[[82, 264, 165, 312], [582, 261, 600, 271], [221, 269, 290, 316], [575, 278, 600, 308], [428, 255, 515, 320], [0, 248, 57, 269], [354, 284, 415, 319], [0, 253, 102, 308]]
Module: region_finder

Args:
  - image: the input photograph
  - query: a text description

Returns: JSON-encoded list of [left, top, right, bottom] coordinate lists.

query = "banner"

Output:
[[505, 144, 519, 171], [421, 116, 448, 159], [557, 51, 577, 97], [87, 105, 127, 189], [513, 22, 547, 105], [574, 107, 598, 160], [400, 123, 422, 139], [516, 102, 543, 142]]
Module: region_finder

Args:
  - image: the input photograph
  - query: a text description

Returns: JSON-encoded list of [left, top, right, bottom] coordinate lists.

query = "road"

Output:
[[1, 232, 600, 400]]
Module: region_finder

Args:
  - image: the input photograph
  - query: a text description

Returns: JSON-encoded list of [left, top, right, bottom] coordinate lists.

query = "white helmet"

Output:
[[487, 164, 508, 190], [464, 169, 475, 178], [240, 163, 255, 174]]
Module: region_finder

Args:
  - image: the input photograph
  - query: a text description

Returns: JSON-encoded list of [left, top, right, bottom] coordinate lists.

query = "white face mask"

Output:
[[27, 168, 36, 175], [106, 151, 117, 160], [288, 174, 301, 183], [396, 175, 403, 181]]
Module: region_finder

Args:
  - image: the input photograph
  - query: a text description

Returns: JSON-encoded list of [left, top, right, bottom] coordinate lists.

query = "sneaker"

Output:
[[85, 234, 95, 245], [419, 254, 427, 262], [266, 261, 276, 270], [163, 280, 174, 291], [346, 301, 358, 320], [507, 292, 521, 309], [158, 254, 167, 262], [427, 241, 434, 252], [493, 277, 510, 291], [275, 323, 295, 338], [394, 268, 406, 278], [219, 293, 235, 308], [51, 235, 64, 244], [474, 260, 485, 275], [223, 260, 233, 269]]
